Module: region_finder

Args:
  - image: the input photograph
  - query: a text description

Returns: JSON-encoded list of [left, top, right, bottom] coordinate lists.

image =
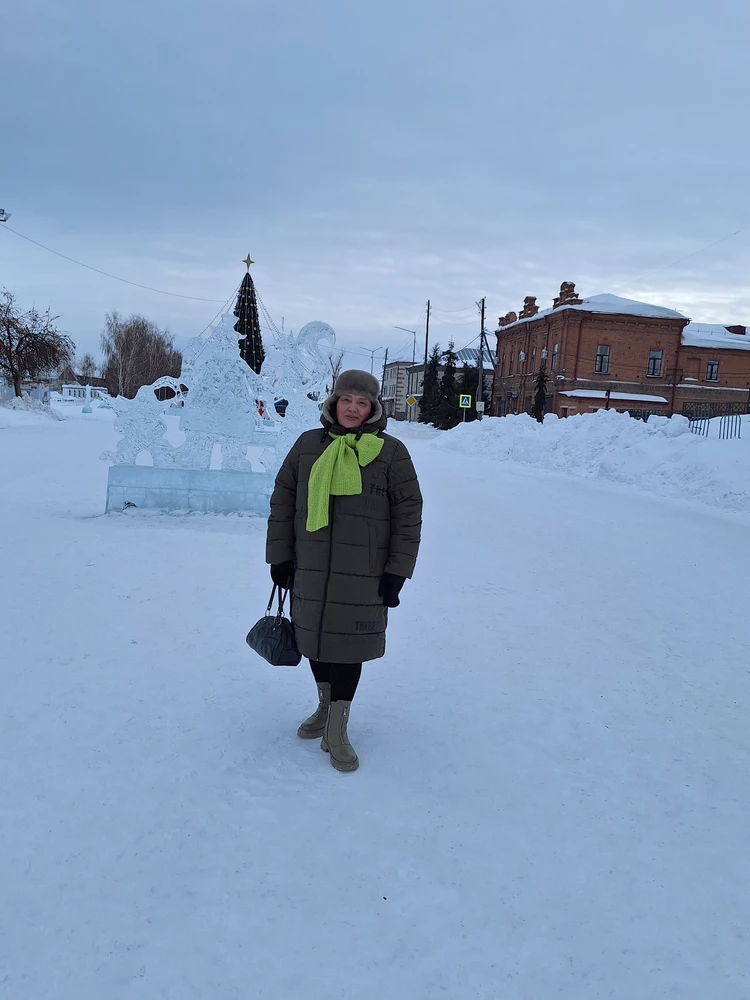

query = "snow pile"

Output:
[[432, 410, 750, 514], [0, 395, 64, 427], [387, 420, 442, 441]]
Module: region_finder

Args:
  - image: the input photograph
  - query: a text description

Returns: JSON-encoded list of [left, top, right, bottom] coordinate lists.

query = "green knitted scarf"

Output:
[[306, 432, 385, 532]]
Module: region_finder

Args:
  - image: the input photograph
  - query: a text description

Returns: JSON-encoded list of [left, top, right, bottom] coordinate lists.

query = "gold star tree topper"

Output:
[[243, 254, 254, 271]]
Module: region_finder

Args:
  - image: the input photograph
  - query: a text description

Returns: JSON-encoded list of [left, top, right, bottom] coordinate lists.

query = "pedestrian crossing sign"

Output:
[[459, 394, 472, 408]]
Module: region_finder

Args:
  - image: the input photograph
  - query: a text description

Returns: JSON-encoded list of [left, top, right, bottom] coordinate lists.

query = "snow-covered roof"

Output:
[[408, 347, 496, 370], [559, 390, 669, 404], [455, 347, 496, 366], [681, 323, 750, 352], [497, 293, 687, 333], [571, 294, 686, 320]]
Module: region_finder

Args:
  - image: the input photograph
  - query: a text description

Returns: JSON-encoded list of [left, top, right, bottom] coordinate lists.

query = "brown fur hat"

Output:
[[332, 370, 380, 403], [321, 369, 385, 427]]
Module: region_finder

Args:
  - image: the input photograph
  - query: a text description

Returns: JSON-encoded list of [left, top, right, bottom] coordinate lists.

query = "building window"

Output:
[[706, 360, 719, 382], [500, 355, 506, 377], [518, 351, 524, 373], [529, 348, 536, 373], [595, 345, 610, 374], [647, 349, 663, 377], [551, 344, 559, 371]]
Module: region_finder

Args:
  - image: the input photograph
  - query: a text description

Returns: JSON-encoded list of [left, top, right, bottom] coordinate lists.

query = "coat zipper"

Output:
[[316, 495, 335, 660]]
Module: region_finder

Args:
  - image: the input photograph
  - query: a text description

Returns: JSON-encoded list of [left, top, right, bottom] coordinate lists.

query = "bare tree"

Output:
[[78, 353, 98, 381], [100, 312, 181, 398], [0, 289, 74, 397], [326, 349, 345, 394]]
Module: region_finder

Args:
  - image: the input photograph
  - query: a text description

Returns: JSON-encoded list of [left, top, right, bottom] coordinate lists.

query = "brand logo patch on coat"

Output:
[[355, 620, 381, 632]]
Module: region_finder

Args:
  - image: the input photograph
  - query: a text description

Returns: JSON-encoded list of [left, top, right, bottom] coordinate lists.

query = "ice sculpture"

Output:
[[260, 320, 336, 462], [102, 313, 336, 514]]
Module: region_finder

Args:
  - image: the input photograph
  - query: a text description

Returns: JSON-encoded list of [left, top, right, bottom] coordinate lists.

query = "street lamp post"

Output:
[[361, 346, 385, 376], [394, 325, 417, 367]]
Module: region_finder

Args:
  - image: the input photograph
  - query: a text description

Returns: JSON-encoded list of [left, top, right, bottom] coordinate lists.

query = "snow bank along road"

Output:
[[1, 407, 748, 999]]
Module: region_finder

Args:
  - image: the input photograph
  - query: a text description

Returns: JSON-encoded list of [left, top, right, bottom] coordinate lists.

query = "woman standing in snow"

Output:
[[266, 370, 422, 772]]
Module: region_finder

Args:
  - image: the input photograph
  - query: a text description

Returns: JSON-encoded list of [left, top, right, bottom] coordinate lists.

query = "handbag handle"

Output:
[[266, 584, 290, 619]]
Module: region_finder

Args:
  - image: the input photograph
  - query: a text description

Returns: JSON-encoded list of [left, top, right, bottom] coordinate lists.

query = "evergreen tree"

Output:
[[532, 364, 549, 423], [234, 270, 265, 374], [418, 343, 442, 424], [457, 357, 490, 424], [434, 341, 460, 430]]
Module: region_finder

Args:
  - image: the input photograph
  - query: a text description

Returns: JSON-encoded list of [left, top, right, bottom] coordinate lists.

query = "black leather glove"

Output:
[[379, 573, 406, 608], [270, 561, 295, 590]]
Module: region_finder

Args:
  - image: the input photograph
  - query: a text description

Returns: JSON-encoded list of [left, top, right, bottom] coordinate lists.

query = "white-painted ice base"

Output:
[[105, 465, 274, 515]]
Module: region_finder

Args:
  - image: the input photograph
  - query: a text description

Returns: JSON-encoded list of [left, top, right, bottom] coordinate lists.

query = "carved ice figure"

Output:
[[261, 321, 336, 466], [101, 384, 175, 467], [177, 314, 267, 472], [102, 309, 337, 514]]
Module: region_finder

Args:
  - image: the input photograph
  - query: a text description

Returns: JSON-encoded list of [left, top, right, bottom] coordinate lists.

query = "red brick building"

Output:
[[491, 282, 750, 418]]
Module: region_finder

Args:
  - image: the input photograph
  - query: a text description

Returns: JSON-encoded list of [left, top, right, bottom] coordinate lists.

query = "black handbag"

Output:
[[246, 585, 301, 666]]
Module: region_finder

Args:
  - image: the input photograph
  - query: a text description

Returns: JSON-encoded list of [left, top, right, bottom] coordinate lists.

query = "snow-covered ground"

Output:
[[435, 409, 750, 515], [1, 405, 749, 999]]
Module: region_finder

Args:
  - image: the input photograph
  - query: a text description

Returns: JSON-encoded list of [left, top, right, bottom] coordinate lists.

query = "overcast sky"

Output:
[[2, 0, 749, 370]]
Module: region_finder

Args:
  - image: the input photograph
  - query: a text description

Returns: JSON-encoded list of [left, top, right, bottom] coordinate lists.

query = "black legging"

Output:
[[309, 660, 362, 702]]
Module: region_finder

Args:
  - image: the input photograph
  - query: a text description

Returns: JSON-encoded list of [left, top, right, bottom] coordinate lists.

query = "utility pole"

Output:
[[380, 348, 389, 391], [419, 299, 430, 406], [394, 324, 417, 418], [477, 296, 486, 420], [424, 299, 431, 369], [483, 327, 497, 417]]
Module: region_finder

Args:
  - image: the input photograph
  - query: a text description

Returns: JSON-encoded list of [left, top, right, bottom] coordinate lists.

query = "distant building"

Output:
[[53, 365, 108, 393], [492, 282, 750, 419], [381, 361, 413, 420], [60, 384, 108, 402], [403, 347, 495, 422]]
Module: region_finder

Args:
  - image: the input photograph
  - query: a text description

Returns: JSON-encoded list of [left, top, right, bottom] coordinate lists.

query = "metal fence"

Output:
[[689, 414, 742, 440], [682, 400, 750, 420], [719, 414, 742, 440]]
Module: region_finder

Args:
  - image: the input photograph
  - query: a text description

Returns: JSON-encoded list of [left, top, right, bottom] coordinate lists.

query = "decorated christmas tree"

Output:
[[234, 255, 265, 374]]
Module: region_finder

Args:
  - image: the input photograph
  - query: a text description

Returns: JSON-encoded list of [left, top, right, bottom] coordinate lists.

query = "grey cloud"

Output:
[[2, 0, 748, 362]]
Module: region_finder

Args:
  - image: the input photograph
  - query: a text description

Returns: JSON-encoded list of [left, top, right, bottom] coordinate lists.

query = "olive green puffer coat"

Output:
[[266, 412, 422, 663]]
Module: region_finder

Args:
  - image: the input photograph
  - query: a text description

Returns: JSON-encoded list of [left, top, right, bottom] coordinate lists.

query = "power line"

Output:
[[607, 227, 748, 294], [432, 302, 480, 315], [455, 332, 482, 353], [430, 315, 479, 327], [0, 224, 227, 303], [389, 335, 415, 361]]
